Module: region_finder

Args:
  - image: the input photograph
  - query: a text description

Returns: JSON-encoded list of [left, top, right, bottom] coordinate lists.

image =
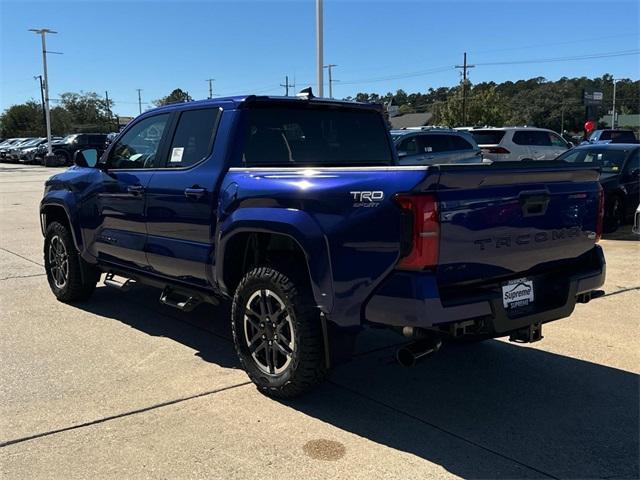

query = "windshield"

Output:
[[471, 130, 506, 145], [60, 134, 78, 144], [241, 105, 393, 167], [557, 148, 629, 173], [19, 138, 42, 148]]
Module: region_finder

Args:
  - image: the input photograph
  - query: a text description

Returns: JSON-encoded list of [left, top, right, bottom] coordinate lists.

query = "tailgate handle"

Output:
[[519, 190, 550, 217]]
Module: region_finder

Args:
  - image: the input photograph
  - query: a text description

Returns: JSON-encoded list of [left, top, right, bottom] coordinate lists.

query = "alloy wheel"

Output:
[[243, 289, 296, 375]]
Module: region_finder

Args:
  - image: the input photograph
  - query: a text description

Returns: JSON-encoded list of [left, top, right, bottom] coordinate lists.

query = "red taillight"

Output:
[[483, 146, 511, 154], [595, 186, 604, 242], [394, 194, 439, 270]]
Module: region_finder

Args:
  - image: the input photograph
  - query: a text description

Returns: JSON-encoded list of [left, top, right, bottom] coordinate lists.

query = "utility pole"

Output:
[[29, 28, 56, 160], [611, 78, 618, 128], [280, 75, 294, 96], [136, 89, 142, 115], [206, 78, 215, 99], [105, 90, 115, 131], [323, 64, 337, 98], [316, 0, 324, 97], [455, 52, 475, 126], [34, 75, 47, 136]]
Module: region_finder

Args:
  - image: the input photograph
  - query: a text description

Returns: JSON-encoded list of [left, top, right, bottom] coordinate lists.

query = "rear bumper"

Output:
[[365, 245, 606, 334]]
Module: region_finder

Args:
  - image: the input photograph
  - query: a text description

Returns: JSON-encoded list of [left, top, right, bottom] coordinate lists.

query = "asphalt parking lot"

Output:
[[0, 162, 638, 479]]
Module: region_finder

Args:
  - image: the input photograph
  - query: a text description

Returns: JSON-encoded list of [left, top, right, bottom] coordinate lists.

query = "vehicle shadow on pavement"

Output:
[[285, 340, 640, 479], [76, 284, 240, 369], [603, 224, 639, 242], [72, 284, 639, 479]]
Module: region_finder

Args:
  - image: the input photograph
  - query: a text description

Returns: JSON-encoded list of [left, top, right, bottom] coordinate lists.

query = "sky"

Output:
[[1, 0, 639, 117]]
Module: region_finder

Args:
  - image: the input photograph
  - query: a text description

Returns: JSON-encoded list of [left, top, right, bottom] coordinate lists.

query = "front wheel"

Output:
[[231, 267, 327, 398], [44, 221, 99, 302]]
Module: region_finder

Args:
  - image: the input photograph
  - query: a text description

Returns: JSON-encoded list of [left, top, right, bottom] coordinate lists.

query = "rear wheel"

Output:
[[44, 221, 99, 302], [603, 195, 623, 233], [46, 150, 69, 167], [231, 266, 327, 398]]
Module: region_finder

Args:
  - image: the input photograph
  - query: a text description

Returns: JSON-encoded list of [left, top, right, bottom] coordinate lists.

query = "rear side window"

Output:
[[88, 135, 106, 144], [513, 131, 552, 146], [166, 108, 220, 168], [610, 131, 637, 143], [471, 130, 505, 145], [242, 106, 393, 166], [419, 134, 451, 153], [450, 135, 473, 150]]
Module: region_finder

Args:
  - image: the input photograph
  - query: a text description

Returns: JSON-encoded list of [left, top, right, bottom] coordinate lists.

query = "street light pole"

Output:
[[316, 0, 324, 97], [29, 28, 56, 159]]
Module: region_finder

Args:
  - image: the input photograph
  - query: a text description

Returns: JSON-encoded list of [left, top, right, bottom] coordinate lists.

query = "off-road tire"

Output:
[[44, 221, 99, 302], [231, 266, 327, 398]]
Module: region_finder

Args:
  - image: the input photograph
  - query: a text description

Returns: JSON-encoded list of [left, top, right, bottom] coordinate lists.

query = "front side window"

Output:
[[241, 106, 393, 166], [108, 114, 169, 169], [419, 134, 451, 153], [165, 108, 220, 168]]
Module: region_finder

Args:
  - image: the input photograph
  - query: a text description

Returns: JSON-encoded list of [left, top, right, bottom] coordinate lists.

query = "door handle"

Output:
[[127, 184, 145, 195], [184, 186, 206, 200]]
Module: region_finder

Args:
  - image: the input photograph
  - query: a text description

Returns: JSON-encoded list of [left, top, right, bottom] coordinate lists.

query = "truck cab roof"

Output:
[[146, 95, 383, 116]]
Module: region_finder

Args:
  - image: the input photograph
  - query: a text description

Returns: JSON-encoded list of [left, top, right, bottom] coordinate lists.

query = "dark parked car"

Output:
[[557, 144, 639, 232], [391, 127, 484, 165], [584, 129, 639, 145], [45, 133, 108, 166]]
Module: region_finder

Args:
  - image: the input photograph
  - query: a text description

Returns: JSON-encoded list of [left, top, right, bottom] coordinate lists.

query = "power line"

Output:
[[468, 33, 640, 56], [474, 49, 640, 66]]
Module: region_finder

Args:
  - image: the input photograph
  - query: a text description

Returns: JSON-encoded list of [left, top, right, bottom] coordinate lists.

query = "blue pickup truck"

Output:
[[40, 94, 606, 398]]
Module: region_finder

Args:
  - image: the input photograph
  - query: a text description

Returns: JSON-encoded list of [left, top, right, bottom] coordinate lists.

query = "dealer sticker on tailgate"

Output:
[[502, 278, 535, 309]]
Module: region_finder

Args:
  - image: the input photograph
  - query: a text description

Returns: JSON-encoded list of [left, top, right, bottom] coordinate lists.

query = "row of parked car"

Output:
[[392, 126, 639, 233], [0, 133, 112, 166], [2, 126, 638, 234]]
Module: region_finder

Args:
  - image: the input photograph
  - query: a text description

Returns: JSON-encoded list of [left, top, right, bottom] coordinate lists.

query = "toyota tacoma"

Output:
[[40, 93, 606, 398]]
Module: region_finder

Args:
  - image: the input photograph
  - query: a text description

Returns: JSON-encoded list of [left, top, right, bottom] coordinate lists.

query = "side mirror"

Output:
[[567, 142, 574, 148], [397, 150, 408, 158], [630, 168, 640, 178], [74, 148, 98, 168]]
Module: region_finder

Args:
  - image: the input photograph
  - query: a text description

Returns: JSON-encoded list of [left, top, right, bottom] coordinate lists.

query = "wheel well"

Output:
[[42, 205, 71, 232], [223, 232, 309, 295], [41, 205, 80, 250]]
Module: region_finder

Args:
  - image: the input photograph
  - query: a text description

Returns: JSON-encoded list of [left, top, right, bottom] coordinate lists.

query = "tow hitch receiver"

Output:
[[509, 323, 543, 343]]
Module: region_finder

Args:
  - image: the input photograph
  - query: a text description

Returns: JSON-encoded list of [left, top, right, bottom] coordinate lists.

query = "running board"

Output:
[[159, 288, 201, 312], [104, 273, 135, 291]]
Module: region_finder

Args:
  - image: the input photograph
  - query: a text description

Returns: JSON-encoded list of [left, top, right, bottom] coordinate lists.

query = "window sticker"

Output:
[[170, 147, 184, 163]]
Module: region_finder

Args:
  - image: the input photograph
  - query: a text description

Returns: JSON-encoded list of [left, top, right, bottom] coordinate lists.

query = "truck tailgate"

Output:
[[431, 163, 601, 286]]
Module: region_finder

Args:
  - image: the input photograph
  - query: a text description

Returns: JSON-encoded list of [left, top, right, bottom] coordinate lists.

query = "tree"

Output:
[[154, 88, 192, 106], [0, 101, 43, 137], [58, 91, 113, 133]]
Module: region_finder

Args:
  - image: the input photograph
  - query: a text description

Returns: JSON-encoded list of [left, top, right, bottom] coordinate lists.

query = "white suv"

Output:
[[470, 127, 571, 162]]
